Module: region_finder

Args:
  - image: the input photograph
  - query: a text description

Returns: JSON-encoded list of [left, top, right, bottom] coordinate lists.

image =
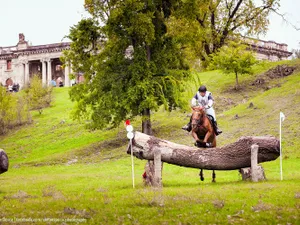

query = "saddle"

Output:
[[206, 115, 218, 136]]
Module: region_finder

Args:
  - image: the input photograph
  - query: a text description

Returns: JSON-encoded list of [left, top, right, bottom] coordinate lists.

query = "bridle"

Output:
[[192, 110, 203, 128]]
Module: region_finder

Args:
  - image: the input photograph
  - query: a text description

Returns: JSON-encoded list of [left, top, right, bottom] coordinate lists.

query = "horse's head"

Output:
[[191, 106, 205, 129]]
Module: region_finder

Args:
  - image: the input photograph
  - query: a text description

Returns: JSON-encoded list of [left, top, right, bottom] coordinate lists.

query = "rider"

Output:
[[182, 85, 222, 135]]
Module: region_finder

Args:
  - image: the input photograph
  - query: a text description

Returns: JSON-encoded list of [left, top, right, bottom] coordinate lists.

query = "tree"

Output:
[[62, 1, 189, 134], [292, 49, 300, 59], [167, 0, 280, 67], [209, 41, 257, 89]]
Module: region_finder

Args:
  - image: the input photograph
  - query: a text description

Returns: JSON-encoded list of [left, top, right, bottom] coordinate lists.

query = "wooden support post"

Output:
[[251, 144, 259, 182], [154, 149, 162, 187]]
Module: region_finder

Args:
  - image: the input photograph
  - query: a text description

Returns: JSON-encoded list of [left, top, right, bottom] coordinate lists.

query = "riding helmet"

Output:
[[198, 85, 207, 92]]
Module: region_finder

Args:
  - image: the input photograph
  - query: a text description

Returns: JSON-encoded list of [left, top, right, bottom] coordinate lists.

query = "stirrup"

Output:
[[216, 129, 222, 136], [182, 125, 191, 132]]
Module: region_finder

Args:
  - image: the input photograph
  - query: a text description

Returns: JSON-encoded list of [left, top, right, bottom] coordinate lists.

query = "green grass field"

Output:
[[0, 61, 300, 224]]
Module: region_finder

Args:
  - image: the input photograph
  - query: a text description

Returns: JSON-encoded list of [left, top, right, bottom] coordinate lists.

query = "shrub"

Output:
[[25, 75, 53, 114], [0, 86, 31, 135]]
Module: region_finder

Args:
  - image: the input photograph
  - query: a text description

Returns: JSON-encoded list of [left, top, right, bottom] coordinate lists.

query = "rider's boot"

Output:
[[182, 122, 192, 132], [213, 121, 222, 135]]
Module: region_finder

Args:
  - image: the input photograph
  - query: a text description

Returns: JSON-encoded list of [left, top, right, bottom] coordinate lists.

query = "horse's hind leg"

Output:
[[212, 170, 216, 183], [199, 169, 204, 181]]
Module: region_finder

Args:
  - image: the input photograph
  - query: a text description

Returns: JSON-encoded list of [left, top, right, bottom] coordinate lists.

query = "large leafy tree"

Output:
[[210, 41, 257, 89], [167, 0, 280, 67], [62, 0, 189, 134]]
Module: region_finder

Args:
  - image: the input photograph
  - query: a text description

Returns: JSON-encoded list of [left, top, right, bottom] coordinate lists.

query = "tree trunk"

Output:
[[143, 43, 156, 186], [142, 108, 152, 135], [235, 72, 239, 90], [0, 149, 9, 174], [142, 108, 155, 186], [128, 132, 280, 170]]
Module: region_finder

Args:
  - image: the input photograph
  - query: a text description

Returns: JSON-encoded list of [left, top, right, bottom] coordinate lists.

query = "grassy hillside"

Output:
[[0, 60, 300, 224]]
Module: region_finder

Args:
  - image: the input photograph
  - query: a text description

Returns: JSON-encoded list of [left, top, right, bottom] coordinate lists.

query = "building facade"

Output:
[[0, 34, 293, 89], [244, 37, 292, 61], [0, 33, 71, 89]]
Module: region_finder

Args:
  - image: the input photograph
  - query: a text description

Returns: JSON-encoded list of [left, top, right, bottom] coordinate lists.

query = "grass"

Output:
[[0, 160, 299, 224], [0, 61, 300, 224]]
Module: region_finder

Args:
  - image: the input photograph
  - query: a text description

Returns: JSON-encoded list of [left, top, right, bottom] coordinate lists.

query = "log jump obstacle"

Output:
[[127, 132, 280, 186], [0, 149, 9, 174]]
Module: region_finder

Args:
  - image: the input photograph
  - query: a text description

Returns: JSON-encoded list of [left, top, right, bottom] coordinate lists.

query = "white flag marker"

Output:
[[125, 120, 135, 188], [280, 112, 285, 122], [279, 112, 285, 181]]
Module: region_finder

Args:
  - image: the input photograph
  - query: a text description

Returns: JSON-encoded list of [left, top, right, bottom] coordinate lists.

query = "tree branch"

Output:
[[230, 5, 270, 32], [271, 8, 300, 31], [218, 0, 243, 49], [196, 14, 206, 28], [229, 0, 243, 20]]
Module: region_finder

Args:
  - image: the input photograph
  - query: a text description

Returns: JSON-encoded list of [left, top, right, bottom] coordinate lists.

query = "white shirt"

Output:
[[191, 91, 216, 120]]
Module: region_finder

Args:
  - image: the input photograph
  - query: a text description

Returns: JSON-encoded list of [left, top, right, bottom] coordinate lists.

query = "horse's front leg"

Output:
[[203, 131, 214, 148], [192, 130, 200, 142], [212, 170, 216, 183], [203, 131, 212, 143]]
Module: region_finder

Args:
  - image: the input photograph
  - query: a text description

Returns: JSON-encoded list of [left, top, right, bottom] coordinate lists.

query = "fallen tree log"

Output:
[[127, 132, 280, 170], [0, 149, 9, 174]]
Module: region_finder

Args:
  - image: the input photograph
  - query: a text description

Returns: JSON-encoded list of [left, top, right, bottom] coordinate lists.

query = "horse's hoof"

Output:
[[212, 180, 216, 183], [200, 177, 204, 181]]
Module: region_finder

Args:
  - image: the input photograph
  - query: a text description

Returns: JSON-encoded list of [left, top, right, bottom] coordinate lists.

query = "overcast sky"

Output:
[[0, 0, 299, 51], [0, 0, 86, 46]]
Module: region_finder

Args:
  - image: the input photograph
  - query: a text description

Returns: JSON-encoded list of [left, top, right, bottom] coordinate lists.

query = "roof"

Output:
[[0, 42, 71, 60]]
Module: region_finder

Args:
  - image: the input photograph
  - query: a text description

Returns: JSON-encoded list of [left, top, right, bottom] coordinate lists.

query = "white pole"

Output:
[[279, 114, 283, 181], [130, 139, 135, 188]]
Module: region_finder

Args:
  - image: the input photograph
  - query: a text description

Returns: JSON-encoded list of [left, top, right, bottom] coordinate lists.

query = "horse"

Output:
[[191, 106, 217, 182]]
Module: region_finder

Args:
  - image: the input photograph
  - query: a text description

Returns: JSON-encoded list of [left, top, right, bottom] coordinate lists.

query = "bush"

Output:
[[0, 86, 31, 135], [25, 75, 53, 114]]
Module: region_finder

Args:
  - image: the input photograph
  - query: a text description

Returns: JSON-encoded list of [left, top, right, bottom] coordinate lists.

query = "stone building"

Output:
[[244, 37, 292, 61], [0, 33, 71, 89], [0, 34, 293, 89]]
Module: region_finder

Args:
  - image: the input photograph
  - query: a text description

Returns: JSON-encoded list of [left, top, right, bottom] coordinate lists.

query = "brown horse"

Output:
[[191, 106, 217, 182]]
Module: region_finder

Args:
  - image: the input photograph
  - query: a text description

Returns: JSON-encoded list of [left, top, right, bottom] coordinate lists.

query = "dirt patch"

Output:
[[252, 65, 297, 87], [265, 65, 296, 79], [63, 207, 95, 219], [4, 190, 37, 200], [42, 186, 65, 200], [251, 201, 273, 212], [213, 96, 236, 112], [212, 199, 225, 209]]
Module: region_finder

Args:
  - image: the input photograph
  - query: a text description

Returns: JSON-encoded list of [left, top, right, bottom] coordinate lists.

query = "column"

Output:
[[64, 65, 70, 87], [24, 61, 29, 86], [0, 65, 4, 85], [41, 59, 47, 86], [47, 59, 52, 86], [17, 63, 23, 88]]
